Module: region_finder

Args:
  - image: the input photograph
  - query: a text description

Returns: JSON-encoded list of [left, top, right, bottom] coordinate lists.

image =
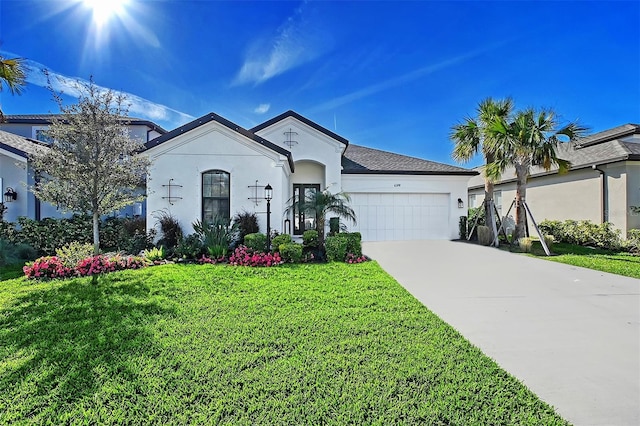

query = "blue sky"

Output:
[[1, 0, 638, 167]]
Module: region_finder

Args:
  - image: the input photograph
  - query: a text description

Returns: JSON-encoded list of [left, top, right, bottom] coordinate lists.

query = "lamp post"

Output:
[[264, 184, 273, 251]]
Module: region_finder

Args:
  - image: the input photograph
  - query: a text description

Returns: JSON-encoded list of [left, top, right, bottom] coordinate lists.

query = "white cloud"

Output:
[[254, 104, 271, 114], [232, 3, 331, 86], [4, 52, 194, 128]]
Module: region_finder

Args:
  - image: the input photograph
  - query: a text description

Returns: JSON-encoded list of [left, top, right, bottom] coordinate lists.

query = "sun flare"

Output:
[[83, 0, 128, 26]]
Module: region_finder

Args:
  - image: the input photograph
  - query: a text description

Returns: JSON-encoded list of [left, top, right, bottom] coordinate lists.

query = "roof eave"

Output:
[[342, 170, 479, 176]]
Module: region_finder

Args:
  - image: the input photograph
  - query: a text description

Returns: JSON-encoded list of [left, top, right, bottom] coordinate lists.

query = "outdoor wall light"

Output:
[[4, 188, 17, 203], [458, 198, 464, 209], [264, 184, 273, 250]]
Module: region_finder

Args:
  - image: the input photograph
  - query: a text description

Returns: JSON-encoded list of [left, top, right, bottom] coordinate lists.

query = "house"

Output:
[[0, 115, 166, 222], [467, 123, 640, 236], [144, 110, 476, 241]]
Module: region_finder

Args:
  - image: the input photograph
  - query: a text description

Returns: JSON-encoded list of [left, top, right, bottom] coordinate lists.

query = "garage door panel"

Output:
[[350, 193, 449, 241]]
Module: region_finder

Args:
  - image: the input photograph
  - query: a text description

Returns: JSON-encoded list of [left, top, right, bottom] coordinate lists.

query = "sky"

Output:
[[1, 0, 638, 167]]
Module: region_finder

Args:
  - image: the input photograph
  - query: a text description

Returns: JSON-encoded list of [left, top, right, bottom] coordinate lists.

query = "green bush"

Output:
[[624, 229, 640, 254], [459, 216, 467, 240], [302, 230, 319, 248], [279, 242, 302, 263], [154, 210, 183, 253], [325, 234, 349, 262], [271, 234, 292, 250], [543, 234, 555, 251], [175, 234, 204, 260], [539, 219, 621, 250], [193, 217, 235, 258], [345, 232, 362, 257], [55, 242, 95, 268], [0, 215, 155, 256], [244, 233, 267, 252]]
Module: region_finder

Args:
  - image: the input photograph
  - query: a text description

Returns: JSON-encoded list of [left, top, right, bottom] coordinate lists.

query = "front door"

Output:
[[293, 184, 320, 235]]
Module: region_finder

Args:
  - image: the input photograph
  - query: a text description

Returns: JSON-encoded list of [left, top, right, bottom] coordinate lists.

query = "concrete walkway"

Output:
[[363, 240, 640, 426]]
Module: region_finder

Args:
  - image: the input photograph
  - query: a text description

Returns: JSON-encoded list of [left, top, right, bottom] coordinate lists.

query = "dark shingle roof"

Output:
[[0, 130, 47, 158], [576, 123, 640, 148], [342, 144, 477, 175], [4, 114, 168, 134], [250, 110, 349, 146], [145, 112, 295, 172]]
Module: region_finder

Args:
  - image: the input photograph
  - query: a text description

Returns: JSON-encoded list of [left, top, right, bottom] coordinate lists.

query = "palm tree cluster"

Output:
[[0, 55, 27, 121], [452, 98, 588, 242]]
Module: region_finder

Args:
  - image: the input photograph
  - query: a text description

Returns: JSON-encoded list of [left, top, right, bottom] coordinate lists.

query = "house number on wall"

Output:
[[394, 184, 401, 187]]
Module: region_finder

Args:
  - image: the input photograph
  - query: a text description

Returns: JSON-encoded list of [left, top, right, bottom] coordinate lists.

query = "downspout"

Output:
[[592, 165, 607, 223]]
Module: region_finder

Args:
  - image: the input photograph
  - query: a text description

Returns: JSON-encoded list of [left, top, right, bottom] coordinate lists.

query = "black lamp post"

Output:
[[264, 184, 273, 251], [4, 188, 17, 203]]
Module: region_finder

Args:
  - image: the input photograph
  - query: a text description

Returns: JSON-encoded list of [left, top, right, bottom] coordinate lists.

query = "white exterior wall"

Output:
[[342, 174, 471, 240], [145, 122, 291, 237], [0, 153, 28, 222], [253, 117, 344, 192], [626, 161, 640, 233]]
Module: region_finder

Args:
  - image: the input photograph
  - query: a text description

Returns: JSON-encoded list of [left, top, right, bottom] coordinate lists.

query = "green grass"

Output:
[[0, 264, 24, 282], [0, 263, 568, 425], [524, 241, 640, 279]]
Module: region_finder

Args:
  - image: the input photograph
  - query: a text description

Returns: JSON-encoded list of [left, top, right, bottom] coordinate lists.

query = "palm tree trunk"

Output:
[[514, 164, 527, 241]]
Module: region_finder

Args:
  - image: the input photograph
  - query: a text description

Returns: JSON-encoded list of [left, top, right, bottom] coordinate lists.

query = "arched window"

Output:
[[202, 170, 230, 223]]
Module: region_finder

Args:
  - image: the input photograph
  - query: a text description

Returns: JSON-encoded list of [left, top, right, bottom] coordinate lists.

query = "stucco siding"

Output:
[[145, 122, 290, 237], [626, 162, 640, 232], [605, 163, 629, 234]]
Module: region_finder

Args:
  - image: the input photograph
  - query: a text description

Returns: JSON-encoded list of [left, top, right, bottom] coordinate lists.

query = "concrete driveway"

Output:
[[363, 240, 640, 426]]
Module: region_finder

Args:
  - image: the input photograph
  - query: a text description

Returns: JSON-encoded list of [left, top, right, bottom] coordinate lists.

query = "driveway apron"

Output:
[[363, 240, 640, 426]]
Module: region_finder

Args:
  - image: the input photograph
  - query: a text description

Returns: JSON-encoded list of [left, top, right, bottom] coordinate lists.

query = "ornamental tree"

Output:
[[29, 77, 152, 254]]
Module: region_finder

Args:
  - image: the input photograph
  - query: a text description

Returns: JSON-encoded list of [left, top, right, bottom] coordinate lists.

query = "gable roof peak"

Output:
[[250, 110, 349, 146]]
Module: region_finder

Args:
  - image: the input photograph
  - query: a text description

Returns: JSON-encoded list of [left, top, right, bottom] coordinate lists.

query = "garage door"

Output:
[[348, 193, 450, 241]]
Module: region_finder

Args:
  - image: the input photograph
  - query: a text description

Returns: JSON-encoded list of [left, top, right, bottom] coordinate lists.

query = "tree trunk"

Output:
[[484, 180, 499, 246], [513, 164, 528, 241], [92, 211, 100, 255]]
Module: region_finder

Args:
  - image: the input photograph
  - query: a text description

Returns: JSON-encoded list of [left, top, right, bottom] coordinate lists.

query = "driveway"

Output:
[[363, 240, 640, 426]]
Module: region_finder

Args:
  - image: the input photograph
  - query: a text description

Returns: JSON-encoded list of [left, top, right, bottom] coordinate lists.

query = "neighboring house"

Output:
[[467, 123, 640, 237], [0, 115, 166, 222], [145, 110, 476, 241]]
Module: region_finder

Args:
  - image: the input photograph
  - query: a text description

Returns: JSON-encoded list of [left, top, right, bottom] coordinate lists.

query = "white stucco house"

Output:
[[0, 115, 166, 222], [144, 110, 477, 241]]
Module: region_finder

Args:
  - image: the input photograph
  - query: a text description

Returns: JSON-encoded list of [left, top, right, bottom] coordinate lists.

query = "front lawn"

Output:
[[0, 263, 567, 424], [525, 242, 640, 279]]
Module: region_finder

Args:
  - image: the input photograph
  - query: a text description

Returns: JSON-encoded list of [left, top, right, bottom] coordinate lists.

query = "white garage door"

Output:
[[348, 193, 450, 241]]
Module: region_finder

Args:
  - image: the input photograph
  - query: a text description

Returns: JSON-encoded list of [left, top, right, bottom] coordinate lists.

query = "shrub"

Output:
[[279, 242, 302, 263], [75, 255, 118, 276], [244, 233, 267, 252], [23, 256, 74, 280], [543, 234, 555, 252], [233, 210, 259, 244], [477, 225, 492, 246], [539, 219, 621, 250], [55, 242, 95, 268], [302, 230, 319, 249], [271, 233, 292, 250], [143, 246, 166, 262], [193, 217, 235, 258], [228, 245, 281, 267], [325, 234, 349, 262], [154, 210, 182, 253], [459, 216, 468, 240], [0, 239, 17, 266], [624, 229, 640, 254], [344, 232, 362, 257], [518, 237, 533, 253], [175, 234, 204, 260]]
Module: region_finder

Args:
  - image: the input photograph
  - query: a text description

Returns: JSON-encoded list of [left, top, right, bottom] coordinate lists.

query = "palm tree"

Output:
[[286, 188, 357, 247], [451, 97, 513, 243], [485, 108, 588, 241], [0, 55, 27, 121]]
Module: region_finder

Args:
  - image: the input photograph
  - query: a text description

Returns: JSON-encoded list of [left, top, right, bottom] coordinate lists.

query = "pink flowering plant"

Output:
[[197, 255, 227, 264], [228, 245, 282, 267], [345, 253, 368, 264], [23, 256, 74, 280], [24, 253, 149, 280]]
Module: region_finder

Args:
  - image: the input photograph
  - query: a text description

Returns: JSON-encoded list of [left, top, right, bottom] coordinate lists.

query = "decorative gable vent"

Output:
[[283, 128, 298, 148]]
